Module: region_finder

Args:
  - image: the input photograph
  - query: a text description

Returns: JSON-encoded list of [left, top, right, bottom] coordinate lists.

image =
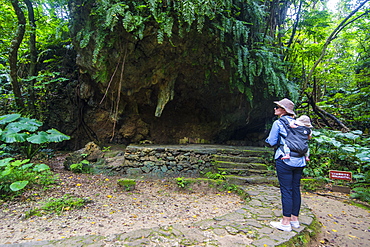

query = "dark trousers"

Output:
[[275, 159, 304, 217]]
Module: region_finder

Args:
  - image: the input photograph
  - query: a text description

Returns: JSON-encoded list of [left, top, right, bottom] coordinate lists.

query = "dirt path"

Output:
[[0, 154, 369, 246], [0, 161, 243, 245], [303, 192, 370, 247]]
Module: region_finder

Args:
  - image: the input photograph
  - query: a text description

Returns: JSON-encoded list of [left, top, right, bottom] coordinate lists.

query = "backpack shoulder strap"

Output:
[[278, 117, 290, 134], [278, 116, 290, 126]]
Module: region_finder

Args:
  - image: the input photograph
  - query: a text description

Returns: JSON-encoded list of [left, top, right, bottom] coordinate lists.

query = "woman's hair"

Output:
[[282, 113, 295, 117]]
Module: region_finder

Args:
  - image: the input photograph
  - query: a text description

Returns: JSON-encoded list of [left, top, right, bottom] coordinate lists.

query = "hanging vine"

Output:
[[71, 0, 292, 104]]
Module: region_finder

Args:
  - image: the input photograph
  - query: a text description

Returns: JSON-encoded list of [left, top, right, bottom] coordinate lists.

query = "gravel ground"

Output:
[[303, 192, 370, 247], [0, 157, 243, 245], [1, 155, 369, 246]]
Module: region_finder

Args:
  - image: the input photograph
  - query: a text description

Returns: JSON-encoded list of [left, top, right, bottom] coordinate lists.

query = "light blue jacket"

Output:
[[265, 116, 306, 168]]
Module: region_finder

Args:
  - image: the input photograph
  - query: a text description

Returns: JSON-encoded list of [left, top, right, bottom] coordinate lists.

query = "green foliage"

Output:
[[42, 194, 86, 213], [204, 171, 226, 180], [22, 71, 70, 119], [70, 160, 91, 173], [305, 129, 369, 178], [216, 182, 247, 199], [350, 186, 370, 203], [0, 157, 56, 199], [317, 85, 370, 131], [26, 194, 88, 217], [351, 165, 370, 203], [283, 1, 369, 126], [305, 129, 370, 202], [0, 0, 72, 114], [0, 114, 70, 159], [74, 0, 292, 101], [0, 113, 67, 199], [176, 177, 191, 188], [301, 178, 327, 192], [117, 178, 136, 191]]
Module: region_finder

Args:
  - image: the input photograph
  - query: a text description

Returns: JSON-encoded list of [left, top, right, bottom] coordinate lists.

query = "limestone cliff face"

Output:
[[67, 1, 277, 146]]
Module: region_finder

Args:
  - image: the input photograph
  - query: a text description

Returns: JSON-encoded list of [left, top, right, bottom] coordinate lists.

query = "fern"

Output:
[[123, 11, 145, 32], [79, 30, 93, 49], [157, 28, 164, 44], [73, 0, 292, 101], [104, 3, 129, 30]]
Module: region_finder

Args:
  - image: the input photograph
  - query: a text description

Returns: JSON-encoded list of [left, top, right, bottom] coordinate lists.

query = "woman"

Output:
[[265, 98, 307, 232]]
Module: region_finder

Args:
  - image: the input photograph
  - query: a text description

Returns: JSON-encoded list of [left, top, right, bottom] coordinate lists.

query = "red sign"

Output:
[[329, 170, 352, 181]]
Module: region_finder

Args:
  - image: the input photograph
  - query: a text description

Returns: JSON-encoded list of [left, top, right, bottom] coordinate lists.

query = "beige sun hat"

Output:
[[274, 98, 296, 116], [295, 115, 313, 128]]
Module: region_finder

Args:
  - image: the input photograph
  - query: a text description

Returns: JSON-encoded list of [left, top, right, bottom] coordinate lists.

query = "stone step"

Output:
[[214, 161, 269, 170], [218, 167, 275, 176], [122, 144, 275, 180], [225, 175, 278, 185], [212, 154, 265, 164], [216, 147, 272, 157]]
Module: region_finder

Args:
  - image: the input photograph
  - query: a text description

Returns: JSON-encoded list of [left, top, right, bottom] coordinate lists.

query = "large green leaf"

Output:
[[11, 159, 30, 167], [338, 132, 360, 140], [5, 117, 42, 132], [45, 129, 70, 142], [0, 131, 28, 143], [33, 163, 50, 172], [26, 129, 70, 144], [0, 157, 13, 167], [0, 114, 21, 125], [2, 168, 12, 176], [10, 181, 29, 191], [356, 150, 370, 163], [341, 146, 356, 152], [26, 131, 49, 144]]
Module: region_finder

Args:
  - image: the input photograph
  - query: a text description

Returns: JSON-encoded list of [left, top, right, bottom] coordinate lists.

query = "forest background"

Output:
[[0, 0, 369, 203]]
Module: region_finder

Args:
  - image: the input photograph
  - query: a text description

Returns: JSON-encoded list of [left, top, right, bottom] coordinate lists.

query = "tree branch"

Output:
[[307, 93, 350, 132], [304, 0, 370, 90]]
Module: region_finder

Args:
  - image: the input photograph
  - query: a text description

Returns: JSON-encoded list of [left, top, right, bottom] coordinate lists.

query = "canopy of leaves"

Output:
[[0, 0, 369, 136]]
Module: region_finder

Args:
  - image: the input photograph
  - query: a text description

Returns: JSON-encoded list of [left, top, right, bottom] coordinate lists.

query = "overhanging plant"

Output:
[[0, 114, 70, 159]]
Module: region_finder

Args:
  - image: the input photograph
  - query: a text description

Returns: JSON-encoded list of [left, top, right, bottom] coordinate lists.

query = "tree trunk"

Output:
[[9, 0, 26, 109], [24, 0, 37, 116], [285, 0, 303, 51]]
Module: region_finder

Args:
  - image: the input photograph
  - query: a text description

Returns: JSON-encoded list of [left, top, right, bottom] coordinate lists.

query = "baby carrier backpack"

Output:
[[279, 117, 310, 157]]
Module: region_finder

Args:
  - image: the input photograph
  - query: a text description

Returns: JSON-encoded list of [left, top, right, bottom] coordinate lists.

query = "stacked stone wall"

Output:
[[122, 145, 218, 178]]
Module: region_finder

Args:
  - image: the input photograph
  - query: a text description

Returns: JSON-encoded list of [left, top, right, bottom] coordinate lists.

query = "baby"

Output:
[[281, 115, 313, 161]]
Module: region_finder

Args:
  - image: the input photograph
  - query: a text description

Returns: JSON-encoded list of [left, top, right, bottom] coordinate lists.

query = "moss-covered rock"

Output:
[[117, 179, 136, 191], [301, 178, 326, 192]]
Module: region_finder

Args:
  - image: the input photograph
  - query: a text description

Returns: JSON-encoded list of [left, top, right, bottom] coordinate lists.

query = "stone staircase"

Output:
[[116, 144, 278, 184], [211, 147, 278, 185]]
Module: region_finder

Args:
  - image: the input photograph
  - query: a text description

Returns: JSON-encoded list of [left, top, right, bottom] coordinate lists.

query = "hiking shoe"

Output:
[[290, 221, 300, 228], [270, 221, 292, 232]]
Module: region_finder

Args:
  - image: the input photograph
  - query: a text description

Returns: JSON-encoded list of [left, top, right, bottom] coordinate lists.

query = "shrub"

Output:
[[306, 129, 369, 202], [0, 114, 69, 199], [70, 160, 92, 173], [0, 114, 70, 159], [0, 158, 56, 199]]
